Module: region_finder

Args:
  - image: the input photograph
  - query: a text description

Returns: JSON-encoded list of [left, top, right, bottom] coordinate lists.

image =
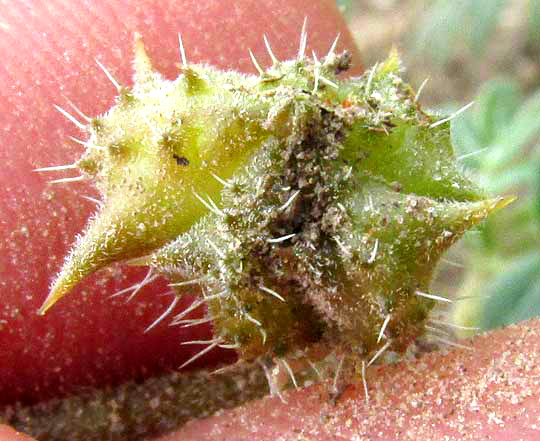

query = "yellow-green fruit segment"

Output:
[[39, 38, 510, 367]]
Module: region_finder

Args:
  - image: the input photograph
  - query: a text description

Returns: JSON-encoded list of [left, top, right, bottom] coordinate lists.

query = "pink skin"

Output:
[[158, 318, 540, 441], [0, 0, 359, 439]]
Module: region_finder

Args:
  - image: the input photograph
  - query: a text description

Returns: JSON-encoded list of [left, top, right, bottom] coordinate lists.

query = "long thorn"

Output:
[[279, 189, 300, 211], [425, 325, 452, 337], [54, 105, 86, 130], [209, 171, 232, 188], [63, 96, 91, 122], [365, 62, 378, 96], [171, 291, 227, 324], [248, 49, 264, 75], [457, 147, 489, 161], [263, 34, 278, 64], [181, 339, 221, 345], [49, 176, 85, 184], [144, 295, 180, 333], [95, 58, 121, 90], [281, 359, 299, 390], [245, 312, 262, 327], [169, 277, 207, 287], [259, 285, 286, 302], [68, 136, 87, 146], [110, 268, 155, 299], [297, 17, 308, 60], [259, 359, 286, 403], [334, 236, 351, 257], [327, 33, 340, 59], [126, 273, 159, 303], [81, 195, 103, 207], [193, 190, 224, 217], [367, 238, 379, 264], [34, 164, 77, 172], [332, 354, 345, 395], [415, 290, 452, 303], [313, 65, 320, 94], [308, 360, 323, 381], [361, 360, 369, 405], [219, 343, 240, 349], [432, 335, 473, 351], [429, 318, 479, 331], [367, 340, 392, 367], [178, 33, 187, 67], [206, 194, 225, 217], [267, 233, 296, 244], [179, 342, 219, 369], [440, 257, 464, 268], [318, 75, 338, 89], [414, 77, 429, 103], [171, 299, 204, 323], [430, 101, 475, 128], [377, 314, 391, 343], [259, 327, 268, 345], [178, 316, 214, 328]]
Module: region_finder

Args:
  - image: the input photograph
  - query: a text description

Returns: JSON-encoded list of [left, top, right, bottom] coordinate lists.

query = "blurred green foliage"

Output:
[[414, 0, 540, 64], [530, 0, 540, 43], [450, 80, 540, 331], [336, 0, 353, 16], [408, 0, 540, 332]]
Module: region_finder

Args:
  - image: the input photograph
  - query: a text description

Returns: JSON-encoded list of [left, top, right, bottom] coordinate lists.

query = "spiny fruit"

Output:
[[37, 28, 511, 392]]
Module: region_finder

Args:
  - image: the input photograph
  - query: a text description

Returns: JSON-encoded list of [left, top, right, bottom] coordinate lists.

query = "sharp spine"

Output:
[[63, 96, 92, 122], [49, 176, 85, 184], [178, 33, 188, 67], [415, 290, 452, 303], [361, 360, 369, 405], [281, 359, 299, 390], [263, 34, 278, 64], [144, 294, 180, 333], [377, 314, 391, 343], [95, 58, 121, 90], [432, 335, 473, 351], [169, 276, 207, 287], [414, 77, 429, 103], [429, 318, 479, 331], [34, 164, 77, 172], [457, 147, 489, 161], [54, 105, 87, 130], [248, 49, 264, 76], [179, 341, 219, 369], [318, 75, 338, 89], [367, 340, 392, 367], [297, 17, 308, 60], [367, 238, 379, 264], [279, 189, 300, 211], [193, 190, 224, 217], [332, 354, 345, 395], [267, 233, 296, 244], [430, 101, 475, 128], [326, 33, 340, 59], [210, 171, 232, 188], [259, 285, 286, 302]]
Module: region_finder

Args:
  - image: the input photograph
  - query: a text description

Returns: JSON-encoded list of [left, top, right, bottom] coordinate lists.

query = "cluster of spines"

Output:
[[34, 22, 513, 403]]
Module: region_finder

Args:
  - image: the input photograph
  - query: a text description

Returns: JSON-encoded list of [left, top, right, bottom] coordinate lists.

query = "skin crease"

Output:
[[1, 1, 538, 441]]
